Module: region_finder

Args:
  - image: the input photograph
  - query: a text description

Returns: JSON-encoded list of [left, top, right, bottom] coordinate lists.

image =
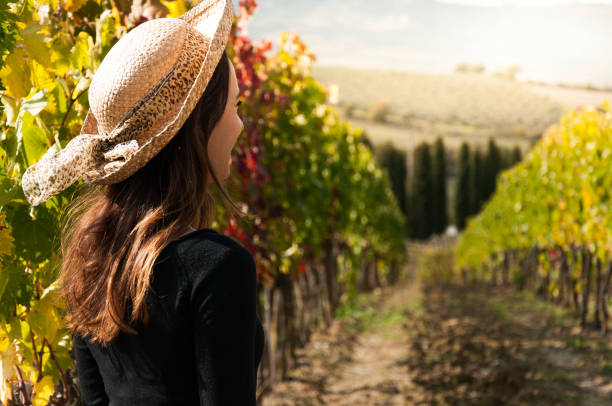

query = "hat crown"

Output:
[[89, 18, 188, 136], [20, 0, 234, 207]]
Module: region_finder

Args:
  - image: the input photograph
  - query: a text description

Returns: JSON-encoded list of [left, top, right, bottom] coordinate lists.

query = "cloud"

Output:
[[363, 14, 419, 32]]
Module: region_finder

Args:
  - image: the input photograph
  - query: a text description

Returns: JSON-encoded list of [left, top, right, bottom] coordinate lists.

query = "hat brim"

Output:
[[81, 0, 234, 185]]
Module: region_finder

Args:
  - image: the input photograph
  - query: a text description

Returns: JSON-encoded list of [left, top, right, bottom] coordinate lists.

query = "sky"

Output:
[[246, 0, 612, 87], [437, 0, 612, 5]]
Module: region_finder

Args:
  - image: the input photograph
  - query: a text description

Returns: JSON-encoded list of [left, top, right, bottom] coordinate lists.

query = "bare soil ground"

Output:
[[260, 277, 612, 405]]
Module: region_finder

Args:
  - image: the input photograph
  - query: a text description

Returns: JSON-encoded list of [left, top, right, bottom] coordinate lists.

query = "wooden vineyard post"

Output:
[[580, 247, 592, 328], [559, 249, 570, 308], [601, 262, 612, 335], [595, 256, 603, 330]]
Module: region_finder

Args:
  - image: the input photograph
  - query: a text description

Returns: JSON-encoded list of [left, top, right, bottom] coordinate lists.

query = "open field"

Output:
[[524, 83, 612, 110], [347, 116, 535, 154], [312, 66, 570, 136], [313, 67, 612, 157]]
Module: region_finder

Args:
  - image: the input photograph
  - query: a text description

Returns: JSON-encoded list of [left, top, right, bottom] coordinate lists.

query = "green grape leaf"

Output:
[[1, 127, 18, 163], [28, 282, 62, 346], [49, 81, 68, 115], [0, 265, 8, 301], [0, 179, 21, 208], [69, 31, 94, 73], [0, 212, 13, 257], [54, 127, 70, 150], [4, 203, 57, 264], [18, 110, 49, 167], [97, 9, 117, 58], [78, 0, 104, 23], [21, 21, 52, 70], [0, 95, 18, 126], [0, 260, 34, 320], [71, 75, 90, 99], [20, 89, 48, 117], [48, 33, 72, 77]]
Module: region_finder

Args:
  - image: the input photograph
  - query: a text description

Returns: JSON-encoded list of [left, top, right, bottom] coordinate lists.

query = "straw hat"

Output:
[[21, 0, 234, 206]]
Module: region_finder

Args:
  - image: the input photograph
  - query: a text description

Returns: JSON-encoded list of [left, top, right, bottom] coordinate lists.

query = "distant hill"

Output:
[[312, 66, 573, 138], [523, 83, 612, 110]]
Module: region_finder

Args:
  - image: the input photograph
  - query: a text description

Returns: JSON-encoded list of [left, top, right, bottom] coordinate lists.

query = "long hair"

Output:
[[59, 50, 246, 346]]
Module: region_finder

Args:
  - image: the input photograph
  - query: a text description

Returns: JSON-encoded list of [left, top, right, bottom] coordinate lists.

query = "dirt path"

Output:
[[260, 277, 612, 405]]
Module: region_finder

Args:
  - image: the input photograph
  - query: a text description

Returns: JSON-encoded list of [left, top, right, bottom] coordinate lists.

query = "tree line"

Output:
[[371, 136, 523, 240]]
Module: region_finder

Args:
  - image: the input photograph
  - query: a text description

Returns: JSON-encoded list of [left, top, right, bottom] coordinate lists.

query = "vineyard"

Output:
[[2, 0, 612, 405], [458, 100, 612, 331], [0, 0, 406, 404]]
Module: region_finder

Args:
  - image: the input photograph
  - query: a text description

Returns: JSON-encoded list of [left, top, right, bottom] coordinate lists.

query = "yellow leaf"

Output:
[[30, 60, 55, 91], [160, 0, 187, 17], [32, 375, 55, 406], [67, 119, 82, 136], [62, 0, 87, 12], [20, 21, 52, 70], [0, 47, 31, 98], [0, 336, 9, 353], [581, 181, 594, 210], [111, 5, 122, 26], [280, 257, 290, 274], [48, 33, 72, 77], [28, 282, 63, 345], [0, 213, 13, 257], [71, 76, 90, 99], [0, 338, 18, 404], [69, 31, 94, 73]]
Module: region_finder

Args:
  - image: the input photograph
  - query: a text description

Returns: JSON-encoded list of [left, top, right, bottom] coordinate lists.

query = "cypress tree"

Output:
[[511, 145, 522, 165], [484, 138, 501, 201], [375, 141, 407, 216], [498, 147, 509, 170], [469, 147, 486, 214], [499, 146, 514, 170], [455, 142, 471, 230], [432, 137, 447, 234], [360, 130, 375, 152], [405, 181, 415, 238], [411, 141, 434, 239]]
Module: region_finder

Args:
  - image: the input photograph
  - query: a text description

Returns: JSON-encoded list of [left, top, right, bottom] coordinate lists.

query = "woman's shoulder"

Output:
[[169, 228, 255, 281]]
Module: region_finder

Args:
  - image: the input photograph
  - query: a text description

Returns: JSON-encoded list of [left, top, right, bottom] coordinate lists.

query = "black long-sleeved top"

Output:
[[72, 228, 265, 405]]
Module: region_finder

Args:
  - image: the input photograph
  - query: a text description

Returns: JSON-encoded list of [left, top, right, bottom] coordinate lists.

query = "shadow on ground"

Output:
[[260, 277, 612, 405], [404, 280, 612, 405]]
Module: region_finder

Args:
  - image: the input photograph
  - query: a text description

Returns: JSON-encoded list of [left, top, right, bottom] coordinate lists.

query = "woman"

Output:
[[20, 0, 264, 404]]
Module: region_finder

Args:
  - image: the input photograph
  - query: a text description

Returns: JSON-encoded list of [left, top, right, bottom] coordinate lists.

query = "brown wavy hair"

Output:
[[59, 51, 247, 346]]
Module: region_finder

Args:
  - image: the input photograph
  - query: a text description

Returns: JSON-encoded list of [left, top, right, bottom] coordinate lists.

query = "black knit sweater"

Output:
[[73, 228, 265, 405]]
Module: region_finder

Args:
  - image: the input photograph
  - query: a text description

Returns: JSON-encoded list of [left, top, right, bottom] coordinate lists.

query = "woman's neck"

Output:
[[178, 225, 198, 239]]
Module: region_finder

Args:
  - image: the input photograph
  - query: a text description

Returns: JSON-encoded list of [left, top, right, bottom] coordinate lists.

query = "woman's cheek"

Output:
[[236, 115, 244, 133]]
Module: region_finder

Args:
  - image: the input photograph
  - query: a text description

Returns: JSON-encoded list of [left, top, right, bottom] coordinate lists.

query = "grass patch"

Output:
[[489, 301, 508, 320], [335, 292, 372, 320], [335, 293, 378, 332], [564, 336, 589, 350], [376, 306, 407, 327]]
